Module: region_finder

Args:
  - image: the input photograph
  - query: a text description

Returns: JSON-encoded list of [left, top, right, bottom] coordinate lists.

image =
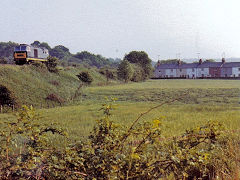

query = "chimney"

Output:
[[222, 58, 226, 64], [199, 59, 203, 64], [157, 60, 161, 67]]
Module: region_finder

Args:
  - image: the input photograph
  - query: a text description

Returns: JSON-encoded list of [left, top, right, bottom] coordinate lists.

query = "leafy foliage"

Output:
[[0, 41, 18, 62], [124, 51, 152, 80], [50, 45, 71, 60], [77, 71, 93, 85], [0, 85, 16, 106], [0, 102, 239, 179], [46, 56, 59, 73], [159, 59, 187, 64], [117, 59, 134, 82], [0, 106, 65, 179], [0, 57, 8, 64], [73, 51, 117, 68]]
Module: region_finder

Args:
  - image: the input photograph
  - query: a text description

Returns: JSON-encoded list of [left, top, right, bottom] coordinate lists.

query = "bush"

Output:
[[0, 101, 239, 179], [131, 64, 145, 82], [46, 56, 59, 73], [76, 71, 93, 85], [29, 61, 48, 72], [117, 60, 133, 82], [0, 106, 65, 179], [0, 85, 16, 106], [0, 57, 8, 64]]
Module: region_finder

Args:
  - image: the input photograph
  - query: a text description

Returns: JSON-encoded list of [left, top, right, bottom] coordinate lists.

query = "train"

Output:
[[14, 44, 49, 65]]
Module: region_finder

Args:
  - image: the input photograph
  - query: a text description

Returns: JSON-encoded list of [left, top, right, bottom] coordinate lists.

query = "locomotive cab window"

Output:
[[20, 46, 27, 51], [14, 46, 21, 51]]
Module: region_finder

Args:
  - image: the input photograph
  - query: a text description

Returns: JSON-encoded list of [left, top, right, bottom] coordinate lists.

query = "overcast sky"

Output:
[[1, 0, 240, 61]]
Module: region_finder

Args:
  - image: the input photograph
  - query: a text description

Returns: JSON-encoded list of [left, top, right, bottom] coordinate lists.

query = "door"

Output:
[[34, 49, 38, 58]]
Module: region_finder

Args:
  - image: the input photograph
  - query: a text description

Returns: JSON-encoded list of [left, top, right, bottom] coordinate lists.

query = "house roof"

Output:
[[155, 61, 240, 69], [222, 62, 240, 68]]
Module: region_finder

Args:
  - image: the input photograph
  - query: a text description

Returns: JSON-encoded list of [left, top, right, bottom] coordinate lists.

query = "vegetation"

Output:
[[46, 56, 59, 73], [76, 71, 93, 85], [0, 41, 18, 63], [0, 101, 239, 179], [117, 60, 133, 82], [0, 85, 16, 107], [0, 64, 116, 108], [0, 41, 119, 68], [159, 59, 187, 65], [124, 51, 152, 80], [0, 61, 239, 179]]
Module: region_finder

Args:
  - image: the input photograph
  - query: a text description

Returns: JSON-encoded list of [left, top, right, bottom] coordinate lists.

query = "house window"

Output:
[[192, 68, 194, 72], [159, 70, 161, 72], [180, 69, 182, 72], [238, 68, 240, 71], [171, 69, 173, 72], [225, 74, 227, 77], [201, 68, 204, 71], [202, 74, 204, 77], [239, 74, 240, 77]]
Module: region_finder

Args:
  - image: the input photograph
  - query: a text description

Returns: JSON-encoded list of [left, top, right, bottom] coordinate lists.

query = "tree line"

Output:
[[0, 41, 119, 68]]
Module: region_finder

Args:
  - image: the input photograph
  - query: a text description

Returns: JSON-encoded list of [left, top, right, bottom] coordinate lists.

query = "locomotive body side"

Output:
[[14, 44, 49, 65]]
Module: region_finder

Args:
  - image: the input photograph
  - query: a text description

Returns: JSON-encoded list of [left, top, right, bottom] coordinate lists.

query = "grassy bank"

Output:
[[0, 64, 115, 108]]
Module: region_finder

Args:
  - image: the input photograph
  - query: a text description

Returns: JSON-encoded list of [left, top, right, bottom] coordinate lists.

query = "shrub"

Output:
[[29, 61, 48, 73], [0, 85, 16, 107], [131, 64, 145, 82], [46, 56, 59, 73], [0, 57, 8, 64], [0, 106, 66, 179], [0, 101, 239, 179], [117, 59, 133, 82], [76, 71, 93, 85]]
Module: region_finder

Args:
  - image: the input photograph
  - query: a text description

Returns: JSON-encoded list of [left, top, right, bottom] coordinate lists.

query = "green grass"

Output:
[[0, 77, 239, 142], [0, 64, 115, 107]]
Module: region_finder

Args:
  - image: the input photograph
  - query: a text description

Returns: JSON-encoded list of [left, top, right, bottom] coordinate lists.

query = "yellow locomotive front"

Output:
[[14, 44, 30, 65]]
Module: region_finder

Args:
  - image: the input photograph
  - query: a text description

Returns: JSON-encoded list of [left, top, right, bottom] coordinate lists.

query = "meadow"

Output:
[[1, 79, 239, 142]]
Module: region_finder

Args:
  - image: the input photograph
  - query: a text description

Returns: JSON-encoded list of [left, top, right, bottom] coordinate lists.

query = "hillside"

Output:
[[0, 64, 116, 108]]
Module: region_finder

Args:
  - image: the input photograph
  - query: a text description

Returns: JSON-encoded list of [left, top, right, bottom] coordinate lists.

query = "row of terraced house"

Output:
[[154, 59, 240, 79]]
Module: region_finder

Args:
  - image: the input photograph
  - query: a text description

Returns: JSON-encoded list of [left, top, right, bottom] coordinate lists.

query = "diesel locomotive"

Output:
[[14, 44, 49, 65]]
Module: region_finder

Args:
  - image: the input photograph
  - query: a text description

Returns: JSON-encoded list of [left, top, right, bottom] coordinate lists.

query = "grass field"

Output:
[[1, 79, 239, 143]]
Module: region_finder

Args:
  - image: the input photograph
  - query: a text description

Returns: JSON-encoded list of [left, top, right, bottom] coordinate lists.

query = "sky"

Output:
[[1, 0, 240, 61]]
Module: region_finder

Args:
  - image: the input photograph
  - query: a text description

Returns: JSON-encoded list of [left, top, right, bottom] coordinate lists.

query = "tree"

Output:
[[0, 41, 19, 60], [31, 40, 41, 47], [50, 45, 70, 59], [31, 41, 51, 51], [73, 51, 112, 68], [131, 64, 145, 82], [46, 56, 59, 73], [159, 59, 187, 64], [117, 60, 133, 82], [124, 51, 152, 79], [205, 59, 215, 62], [39, 42, 51, 51]]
